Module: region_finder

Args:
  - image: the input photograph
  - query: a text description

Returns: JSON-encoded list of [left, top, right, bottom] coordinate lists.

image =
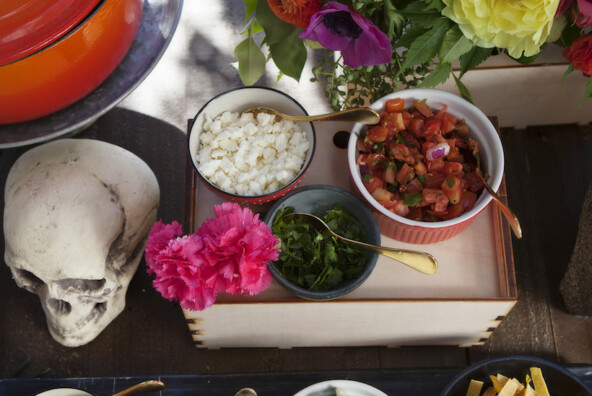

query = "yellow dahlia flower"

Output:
[[442, 0, 562, 58]]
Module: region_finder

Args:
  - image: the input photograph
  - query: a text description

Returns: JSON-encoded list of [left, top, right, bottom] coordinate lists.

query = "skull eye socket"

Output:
[[14, 269, 44, 290], [57, 279, 106, 292]]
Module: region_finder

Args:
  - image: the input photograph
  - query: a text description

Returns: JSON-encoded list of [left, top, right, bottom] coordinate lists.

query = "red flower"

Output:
[[563, 34, 592, 76], [267, 0, 322, 28]]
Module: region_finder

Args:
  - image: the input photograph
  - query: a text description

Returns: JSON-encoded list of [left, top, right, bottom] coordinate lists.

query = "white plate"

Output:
[[35, 389, 93, 396], [294, 380, 388, 396]]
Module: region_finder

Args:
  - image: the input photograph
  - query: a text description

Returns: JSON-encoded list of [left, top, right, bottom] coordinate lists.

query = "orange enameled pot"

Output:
[[0, 0, 143, 124], [0, 0, 102, 67]]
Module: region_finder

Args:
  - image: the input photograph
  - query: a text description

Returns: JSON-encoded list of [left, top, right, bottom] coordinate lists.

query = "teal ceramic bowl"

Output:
[[263, 185, 380, 301]]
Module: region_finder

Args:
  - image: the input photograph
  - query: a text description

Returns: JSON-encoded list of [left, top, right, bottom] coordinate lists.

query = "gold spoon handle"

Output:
[[112, 380, 165, 396], [477, 171, 522, 239], [286, 212, 438, 274], [282, 107, 380, 124], [337, 235, 438, 275], [481, 177, 523, 239]]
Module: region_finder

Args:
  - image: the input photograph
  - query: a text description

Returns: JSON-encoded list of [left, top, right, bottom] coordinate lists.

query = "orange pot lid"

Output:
[[0, 0, 102, 66]]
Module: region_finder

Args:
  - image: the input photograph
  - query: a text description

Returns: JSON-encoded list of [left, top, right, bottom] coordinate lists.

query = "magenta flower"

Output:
[[299, 1, 392, 69], [197, 202, 279, 296], [556, 0, 592, 28], [145, 203, 280, 311]]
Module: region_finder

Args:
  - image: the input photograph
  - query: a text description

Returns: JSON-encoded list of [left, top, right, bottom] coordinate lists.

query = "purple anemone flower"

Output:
[[299, 1, 392, 69]]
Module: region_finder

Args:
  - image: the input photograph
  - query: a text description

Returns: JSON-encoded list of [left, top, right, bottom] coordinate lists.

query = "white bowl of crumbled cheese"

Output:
[[188, 86, 316, 204]]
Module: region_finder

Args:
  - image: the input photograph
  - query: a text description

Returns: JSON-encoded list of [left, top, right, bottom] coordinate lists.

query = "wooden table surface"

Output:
[[1, 0, 592, 390]]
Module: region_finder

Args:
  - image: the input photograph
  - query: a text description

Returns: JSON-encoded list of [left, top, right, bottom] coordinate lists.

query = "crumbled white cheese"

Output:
[[196, 111, 310, 196]]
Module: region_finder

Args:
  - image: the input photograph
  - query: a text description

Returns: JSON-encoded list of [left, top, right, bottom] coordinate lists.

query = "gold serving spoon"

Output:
[[476, 169, 522, 239], [284, 213, 438, 275], [112, 380, 165, 396], [243, 106, 380, 124], [234, 388, 257, 396]]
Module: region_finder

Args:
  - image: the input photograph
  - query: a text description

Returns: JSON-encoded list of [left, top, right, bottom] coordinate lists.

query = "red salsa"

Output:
[[356, 98, 485, 222]]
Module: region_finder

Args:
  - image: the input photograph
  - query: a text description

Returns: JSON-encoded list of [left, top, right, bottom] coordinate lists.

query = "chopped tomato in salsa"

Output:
[[357, 98, 485, 222]]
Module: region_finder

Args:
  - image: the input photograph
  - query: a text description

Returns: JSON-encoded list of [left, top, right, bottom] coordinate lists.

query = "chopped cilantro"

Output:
[[362, 173, 372, 182], [417, 174, 426, 184], [403, 192, 423, 206], [396, 135, 408, 145], [271, 205, 368, 291], [386, 184, 398, 193], [373, 142, 385, 151]]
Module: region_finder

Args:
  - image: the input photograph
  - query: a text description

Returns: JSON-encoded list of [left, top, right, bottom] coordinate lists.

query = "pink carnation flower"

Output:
[[144, 204, 280, 311]]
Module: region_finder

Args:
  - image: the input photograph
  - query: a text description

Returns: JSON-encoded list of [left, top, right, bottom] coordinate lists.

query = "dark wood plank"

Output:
[[470, 126, 559, 362]]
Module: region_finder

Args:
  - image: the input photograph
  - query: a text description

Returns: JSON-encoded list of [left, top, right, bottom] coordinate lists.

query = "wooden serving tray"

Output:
[[183, 118, 517, 349]]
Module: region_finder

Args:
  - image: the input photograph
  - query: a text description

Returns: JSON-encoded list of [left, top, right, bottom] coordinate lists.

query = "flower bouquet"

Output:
[[233, 0, 592, 110]]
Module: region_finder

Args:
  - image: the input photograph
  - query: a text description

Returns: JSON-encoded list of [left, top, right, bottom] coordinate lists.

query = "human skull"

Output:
[[3, 138, 160, 347]]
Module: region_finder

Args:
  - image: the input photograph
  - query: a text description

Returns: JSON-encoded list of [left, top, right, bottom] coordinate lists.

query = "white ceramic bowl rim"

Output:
[[294, 380, 388, 396], [187, 85, 317, 199], [348, 88, 504, 229]]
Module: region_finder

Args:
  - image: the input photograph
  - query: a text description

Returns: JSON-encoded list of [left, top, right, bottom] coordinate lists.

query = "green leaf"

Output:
[[271, 205, 368, 291], [242, 0, 258, 23], [421, 0, 445, 11], [269, 28, 307, 81], [400, 18, 451, 71], [582, 76, 592, 104], [401, 2, 442, 28], [395, 25, 428, 50], [459, 46, 493, 77], [557, 22, 581, 47], [419, 62, 452, 88], [234, 35, 266, 85], [452, 72, 474, 104], [256, 0, 298, 45], [562, 64, 574, 89], [511, 48, 542, 65], [439, 25, 474, 63]]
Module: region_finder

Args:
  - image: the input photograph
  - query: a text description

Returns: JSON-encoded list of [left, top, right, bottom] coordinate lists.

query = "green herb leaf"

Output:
[[234, 35, 266, 86], [404, 192, 423, 206], [400, 18, 451, 72], [459, 46, 493, 77], [419, 62, 452, 88], [271, 205, 368, 291], [439, 25, 474, 63]]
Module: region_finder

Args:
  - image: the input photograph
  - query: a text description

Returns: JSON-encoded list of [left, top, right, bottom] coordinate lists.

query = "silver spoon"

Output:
[[112, 380, 165, 396], [284, 212, 438, 275], [242, 106, 380, 124]]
